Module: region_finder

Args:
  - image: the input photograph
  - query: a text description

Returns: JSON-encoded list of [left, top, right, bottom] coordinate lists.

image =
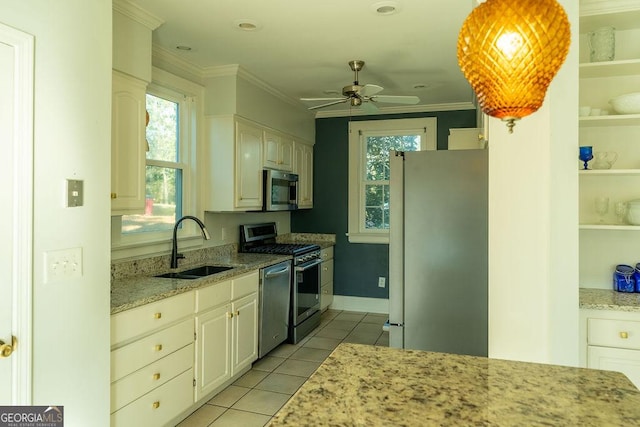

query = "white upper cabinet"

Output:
[[294, 140, 313, 209], [111, 71, 147, 215], [264, 130, 293, 171], [204, 115, 264, 211]]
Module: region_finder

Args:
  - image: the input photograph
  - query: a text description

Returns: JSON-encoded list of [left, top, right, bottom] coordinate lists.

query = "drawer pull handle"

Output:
[[110, 192, 117, 199], [153, 373, 161, 380], [155, 344, 163, 352], [152, 401, 160, 409], [620, 331, 629, 339], [154, 312, 162, 319]]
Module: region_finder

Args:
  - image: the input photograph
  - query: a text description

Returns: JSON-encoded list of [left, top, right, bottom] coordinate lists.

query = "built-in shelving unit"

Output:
[[578, 0, 640, 289]]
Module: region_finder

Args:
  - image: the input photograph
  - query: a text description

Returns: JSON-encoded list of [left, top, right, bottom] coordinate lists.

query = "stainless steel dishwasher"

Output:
[[259, 260, 292, 358]]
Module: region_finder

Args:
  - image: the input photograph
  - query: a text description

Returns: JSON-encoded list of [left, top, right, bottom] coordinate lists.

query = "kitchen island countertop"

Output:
[[269, 343, 640, 426]]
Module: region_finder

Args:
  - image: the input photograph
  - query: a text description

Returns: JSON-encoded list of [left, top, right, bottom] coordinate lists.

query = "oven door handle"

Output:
[[295, 259, 322, 272]]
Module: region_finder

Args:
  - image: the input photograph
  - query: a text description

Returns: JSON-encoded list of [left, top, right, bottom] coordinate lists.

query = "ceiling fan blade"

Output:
[[370, 95, 420, 105], [361, 101, 380, 114], [307, 98, 349, 110], [300, 97, 346, 102], [357, 84, 383, 97]]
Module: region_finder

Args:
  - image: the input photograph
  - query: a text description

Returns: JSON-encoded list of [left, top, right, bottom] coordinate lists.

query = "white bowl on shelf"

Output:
[[609, 92, 640, 114], [626, 200, 640, 225]]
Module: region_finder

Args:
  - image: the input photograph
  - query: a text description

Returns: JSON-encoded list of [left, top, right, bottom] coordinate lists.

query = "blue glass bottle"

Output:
[[614, 264, 635, 292]]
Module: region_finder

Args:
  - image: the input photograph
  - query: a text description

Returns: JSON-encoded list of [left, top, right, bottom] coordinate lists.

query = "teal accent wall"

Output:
[[291, 110, 477, 299]]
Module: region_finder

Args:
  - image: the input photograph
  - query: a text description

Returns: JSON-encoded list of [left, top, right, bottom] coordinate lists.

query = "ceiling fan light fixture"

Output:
[[457, 0, 570, 133], [372, 1, 399, 16]]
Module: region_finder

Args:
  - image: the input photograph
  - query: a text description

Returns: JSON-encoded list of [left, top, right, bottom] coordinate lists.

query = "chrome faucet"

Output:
[[170, 215, 211, 268]]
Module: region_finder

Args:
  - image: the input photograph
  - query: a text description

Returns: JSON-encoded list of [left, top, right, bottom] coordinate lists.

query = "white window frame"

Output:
[[111, 68, 203, 258], [347, 118, 437, 244]]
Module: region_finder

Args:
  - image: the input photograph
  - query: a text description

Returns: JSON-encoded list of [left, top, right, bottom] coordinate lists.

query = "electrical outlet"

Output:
[[378, 277, 386, 288], [45, 247, 83, 282]]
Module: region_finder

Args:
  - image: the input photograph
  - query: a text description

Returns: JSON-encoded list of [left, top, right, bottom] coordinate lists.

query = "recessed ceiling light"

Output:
[[176, 45, 192, 51], [372, 1, 400, 15], [234, 19, 261, 31]]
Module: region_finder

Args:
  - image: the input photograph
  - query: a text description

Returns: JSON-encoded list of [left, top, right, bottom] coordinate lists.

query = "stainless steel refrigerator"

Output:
[[388, 149, 488, 356]]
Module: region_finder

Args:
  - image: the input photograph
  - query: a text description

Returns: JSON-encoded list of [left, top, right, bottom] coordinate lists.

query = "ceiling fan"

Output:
[[300, 60, 420, 112]]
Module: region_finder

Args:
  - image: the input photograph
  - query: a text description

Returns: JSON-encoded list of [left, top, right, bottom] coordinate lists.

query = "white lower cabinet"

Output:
[[581, 309, 640, 389], [110, 293, 196, 426], [194, 271, 259, 400]]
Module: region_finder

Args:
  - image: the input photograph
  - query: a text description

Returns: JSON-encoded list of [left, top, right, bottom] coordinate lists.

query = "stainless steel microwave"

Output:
[[263, 170, 298, 211]]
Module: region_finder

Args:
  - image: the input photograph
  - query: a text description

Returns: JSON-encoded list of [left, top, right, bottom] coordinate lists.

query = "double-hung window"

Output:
[[113, 74, 200, 254], [348, 118, 436, 244]]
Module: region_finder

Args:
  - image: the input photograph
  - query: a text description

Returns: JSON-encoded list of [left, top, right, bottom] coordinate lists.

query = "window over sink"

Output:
[[112, 69, 201, 255]]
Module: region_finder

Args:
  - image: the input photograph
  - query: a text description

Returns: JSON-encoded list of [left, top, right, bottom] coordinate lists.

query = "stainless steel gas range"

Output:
[[240, 223, 322, 345]]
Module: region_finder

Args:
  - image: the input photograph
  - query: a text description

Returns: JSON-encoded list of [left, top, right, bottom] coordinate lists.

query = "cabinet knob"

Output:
[[620, 331, 629, 339], [228, 312, 234, 318], [235, 310, 240, 316], [153, 373, 161, 380], [110, 193, 117, 199], [152, 401, 160, 409], [155, 344, 163, 352], [154, 312, 162, 319]]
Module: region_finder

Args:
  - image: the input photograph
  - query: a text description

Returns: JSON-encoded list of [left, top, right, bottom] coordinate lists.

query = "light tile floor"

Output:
[[177, 309, 389, 427]]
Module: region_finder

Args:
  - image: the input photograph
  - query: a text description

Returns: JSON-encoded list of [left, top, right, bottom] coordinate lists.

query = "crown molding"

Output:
[[113, 0, 164, 30], [580, 0, 640, 15], [152, 44, 206, 80], [313, 101, 476, 118]]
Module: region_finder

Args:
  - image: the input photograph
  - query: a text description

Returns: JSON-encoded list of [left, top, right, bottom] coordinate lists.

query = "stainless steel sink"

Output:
[[155, 265, 233, 280]]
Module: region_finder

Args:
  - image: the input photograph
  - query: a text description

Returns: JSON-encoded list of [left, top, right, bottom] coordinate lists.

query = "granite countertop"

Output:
[[111, 252, 289, 314], [277, 232, 336, 249], [580, 288, 640, 313], [269, 343, 640, 426]]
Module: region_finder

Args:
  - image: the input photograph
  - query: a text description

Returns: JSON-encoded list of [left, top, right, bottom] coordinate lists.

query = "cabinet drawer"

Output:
[[111, 343, 194, 412], [588, 318, 640, 350], [111, 319, 194, 382], [321, 282, 333, 311], [588, 345, 640, 389], [196, 279, 231, 313], [320, 246, 333, 261], [232, 271, 259, 300], [111, 291, 195, 346], [321, 259, 334, 287], [111, 368, 194, 427]]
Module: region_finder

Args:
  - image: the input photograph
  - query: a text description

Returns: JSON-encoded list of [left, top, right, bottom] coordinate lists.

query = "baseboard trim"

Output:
[[329, 296, 389, 314]]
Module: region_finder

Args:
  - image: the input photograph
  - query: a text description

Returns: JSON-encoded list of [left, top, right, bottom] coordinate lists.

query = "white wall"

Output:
[[488, 0, 579, 366], [0, 1, 112, 425]]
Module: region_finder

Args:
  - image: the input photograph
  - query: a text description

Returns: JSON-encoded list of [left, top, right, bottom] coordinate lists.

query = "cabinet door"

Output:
[[264, 130, 282, 169], [588, 346, 640, 389], [195, 304, 232, 400], [294, 142, 313, 209], [111, 71, 147, 215], [235, 120, 263, 209], [231, 293, 258, 374], [280, 137, 294, 171]]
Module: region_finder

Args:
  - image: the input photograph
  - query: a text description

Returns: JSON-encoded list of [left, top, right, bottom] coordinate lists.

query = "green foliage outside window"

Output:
[[364, 134, 420, 230]]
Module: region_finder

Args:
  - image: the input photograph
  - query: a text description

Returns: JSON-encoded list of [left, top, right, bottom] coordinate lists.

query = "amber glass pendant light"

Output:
[[457, 0, 571, 133]]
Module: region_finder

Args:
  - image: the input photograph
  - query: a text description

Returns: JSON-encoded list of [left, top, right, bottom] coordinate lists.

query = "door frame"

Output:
[[1, 21, 34, 404]]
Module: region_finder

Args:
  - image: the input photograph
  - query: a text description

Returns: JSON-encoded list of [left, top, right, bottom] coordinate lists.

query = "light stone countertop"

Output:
[[580, 288, 640, 313], [110, 252, 289, 314], [268, 343, 640, 427]]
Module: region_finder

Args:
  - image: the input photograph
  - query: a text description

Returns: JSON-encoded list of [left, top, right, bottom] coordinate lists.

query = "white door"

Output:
[[0, 22, 34, 405]]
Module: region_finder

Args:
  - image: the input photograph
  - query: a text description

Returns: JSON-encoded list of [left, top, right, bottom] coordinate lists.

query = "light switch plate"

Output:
[[45, 247, 83, 282], [67, 179, 83, 207]]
